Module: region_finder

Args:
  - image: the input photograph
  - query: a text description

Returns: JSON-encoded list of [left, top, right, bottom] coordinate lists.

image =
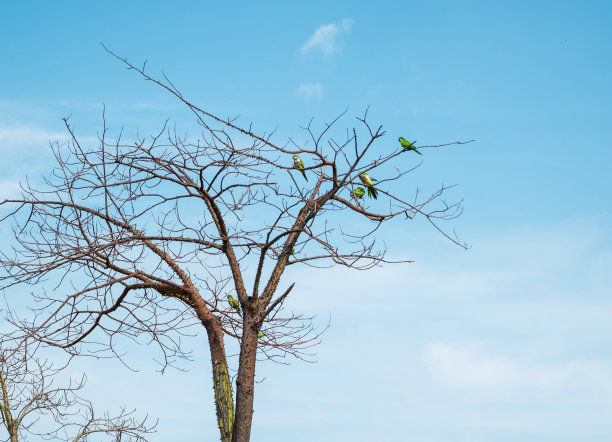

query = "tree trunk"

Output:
[[206, 324, 235, 442], [0, 370, 18, 442], [231, 323, 259, 442]]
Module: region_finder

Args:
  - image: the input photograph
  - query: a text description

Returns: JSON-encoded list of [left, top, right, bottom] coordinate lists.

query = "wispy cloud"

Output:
[[0, 124, 67, 150], [296, 82, 323, 101], [0, 180, 22, 200], [422, 340, 612, 398], [300, 18, 354, 56]]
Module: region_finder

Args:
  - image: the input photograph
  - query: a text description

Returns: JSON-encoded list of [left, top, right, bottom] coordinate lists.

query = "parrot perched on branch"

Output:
[[359, 173, 378, 199], [228, 294, 241, 317], [398, 137, 422, 155], [352, 187, 365, 199], [292, 155, 308, 181]]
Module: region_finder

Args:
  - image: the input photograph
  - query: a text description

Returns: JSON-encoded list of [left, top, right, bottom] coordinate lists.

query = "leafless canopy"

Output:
[[0, 47, 472, 441], [0, 49, 469, 370]]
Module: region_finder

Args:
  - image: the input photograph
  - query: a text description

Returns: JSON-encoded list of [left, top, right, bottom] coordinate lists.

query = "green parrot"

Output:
[[352, 187, 365, 199], [398, 137, 422, 155], [292, 155, 308, 181], [228, 294, 241, 317], [359, 173, 378, 199], [257, 332, 265, 338]]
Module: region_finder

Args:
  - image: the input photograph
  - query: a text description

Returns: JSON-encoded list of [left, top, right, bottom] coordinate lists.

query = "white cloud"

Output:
[[422, 341, 612, 396], [296, 82, 323, 101], [0, 180, 22, 200], [341, 18, 354, 31], [0, 124, 66, 150], [423, 342, 516, 389], [300, 18, 354, 56]]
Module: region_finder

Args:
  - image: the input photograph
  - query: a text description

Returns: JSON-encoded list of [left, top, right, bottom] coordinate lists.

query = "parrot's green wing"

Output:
[[399, 137, 422, 154], [399, 137, 414, 148], [352, 187, 365, 199], [228, 295, 242, 317], [294, 155, 308, 181], [359, 173, 377, 199]]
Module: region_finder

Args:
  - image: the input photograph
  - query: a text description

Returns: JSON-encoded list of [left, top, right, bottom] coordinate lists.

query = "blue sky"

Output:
[[1, 1, 611, 441]]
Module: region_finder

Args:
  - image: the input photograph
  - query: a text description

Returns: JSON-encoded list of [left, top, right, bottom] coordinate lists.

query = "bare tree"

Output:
[[0, 334, 155, 441], [0, 48, 471, 441]]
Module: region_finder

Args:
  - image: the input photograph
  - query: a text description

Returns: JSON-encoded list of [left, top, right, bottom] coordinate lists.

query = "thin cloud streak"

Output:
[[300, 18, 354, 56], [0, 181, 22, 200], [422, 341, 612, 394], [0, 124, 67, 150], [296, 82, 323, 101]]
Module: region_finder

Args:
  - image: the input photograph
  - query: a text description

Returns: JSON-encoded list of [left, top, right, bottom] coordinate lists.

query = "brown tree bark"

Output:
[[0, 370, 18, 442], [209, 334, 234, 442], [232, 314, 259, 442], [196, 298, 235, 442]]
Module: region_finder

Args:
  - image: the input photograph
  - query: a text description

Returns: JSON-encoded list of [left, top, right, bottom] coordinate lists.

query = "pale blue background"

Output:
[[1, 1, 611, 440]]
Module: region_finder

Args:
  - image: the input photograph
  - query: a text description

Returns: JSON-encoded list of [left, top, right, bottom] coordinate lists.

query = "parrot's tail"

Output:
[[367, 186, 378, 199]]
